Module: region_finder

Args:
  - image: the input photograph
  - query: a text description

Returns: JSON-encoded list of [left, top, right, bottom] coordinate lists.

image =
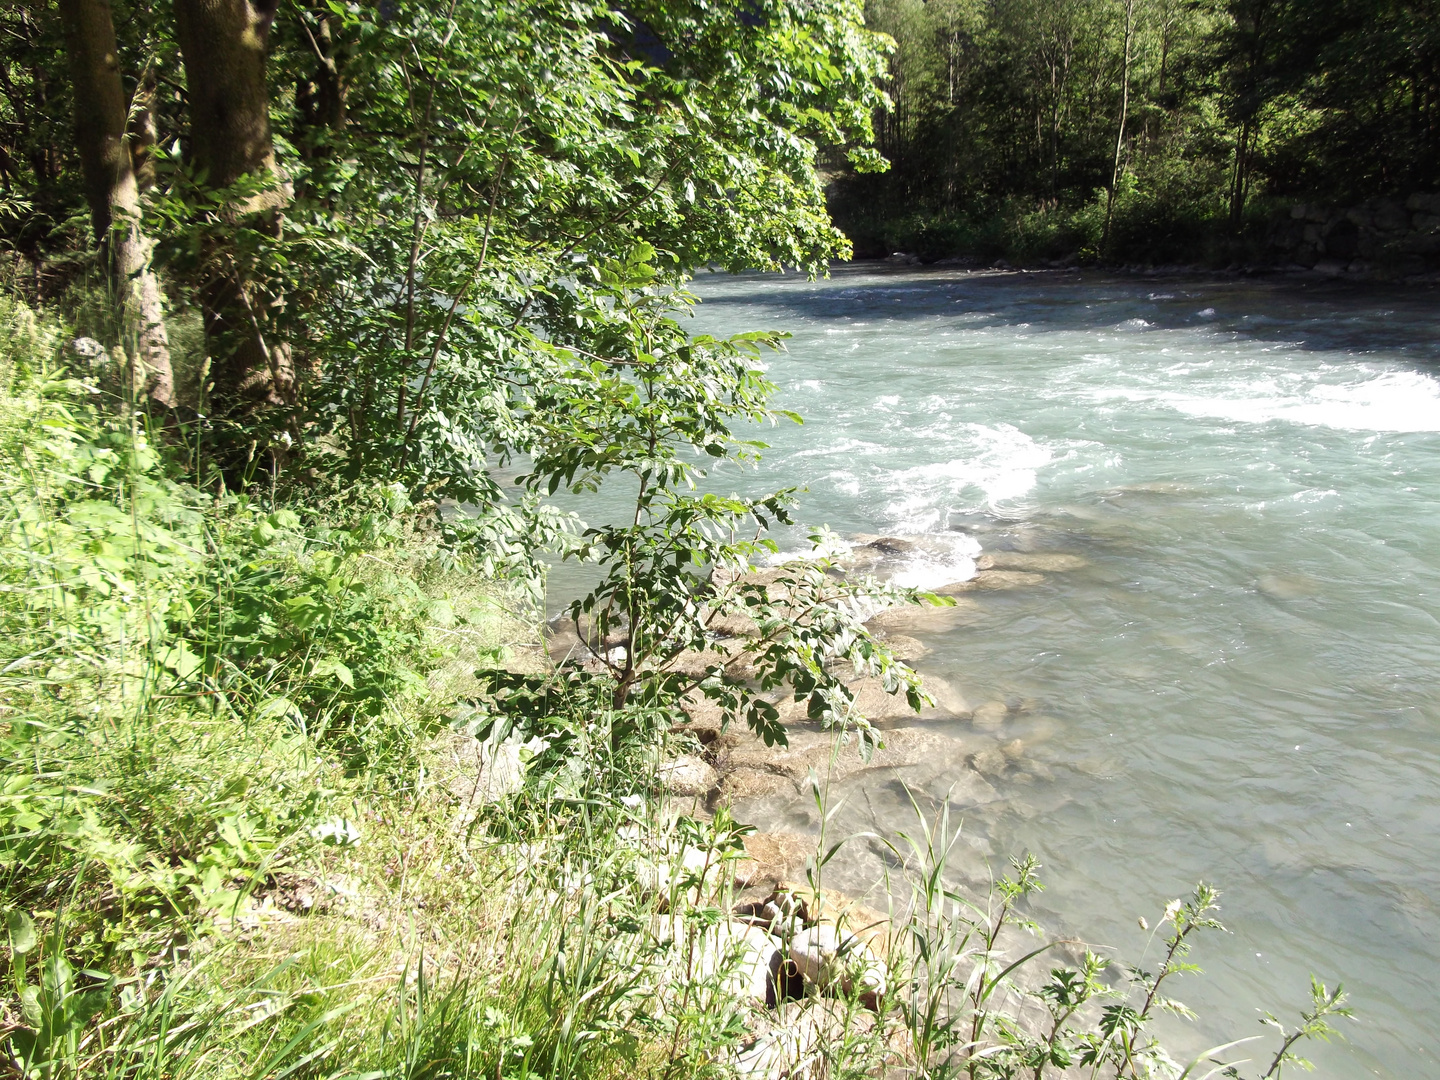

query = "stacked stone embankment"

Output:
[[1268, 193, 1440, 280]]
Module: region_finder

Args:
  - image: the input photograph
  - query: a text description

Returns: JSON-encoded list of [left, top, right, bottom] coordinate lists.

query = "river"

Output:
[[554, 266, 1440, 1077]]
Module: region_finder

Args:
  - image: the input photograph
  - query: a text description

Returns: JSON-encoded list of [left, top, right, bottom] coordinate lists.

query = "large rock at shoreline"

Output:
[[935, 569, 1045, 594], [767, 882, 893, 958], [659, 755, 719, 797], [436, 731, 527, 813], [788, 924, 888, 1000], [975, 551, 1086, 572], [653, 916, 780, 1006], [814, 671, 968, 723], [875, 632, 928, 660]]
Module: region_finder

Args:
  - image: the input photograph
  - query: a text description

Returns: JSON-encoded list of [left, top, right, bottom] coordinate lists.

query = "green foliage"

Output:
[[0, 314, 1355, 1078], [139, 0, 888, 498], [832, 0, 1440, 264]]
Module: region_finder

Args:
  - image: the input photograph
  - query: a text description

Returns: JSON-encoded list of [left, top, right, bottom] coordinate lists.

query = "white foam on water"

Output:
[[791, 437, 883, 460], [760, 534, 854, 566], [887, 533, 983, 589], [1096, 366, 1440, 433], [882, 423, 1053, 528]]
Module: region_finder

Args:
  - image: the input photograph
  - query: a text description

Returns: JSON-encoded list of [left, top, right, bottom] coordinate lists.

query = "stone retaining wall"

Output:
[[1269, 193, 1440, 278]]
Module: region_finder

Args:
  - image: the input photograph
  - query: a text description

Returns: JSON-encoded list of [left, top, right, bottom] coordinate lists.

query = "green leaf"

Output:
[[312, 657, 355, 688], [158, 640, 204, 680], [7, 909, 37, 955], [20, 984, 42, 1027]]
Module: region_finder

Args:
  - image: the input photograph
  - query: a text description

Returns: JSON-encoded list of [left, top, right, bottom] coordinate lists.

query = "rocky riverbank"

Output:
[[871, 193, 1440, 284], [537, 533, 1086, 1074]]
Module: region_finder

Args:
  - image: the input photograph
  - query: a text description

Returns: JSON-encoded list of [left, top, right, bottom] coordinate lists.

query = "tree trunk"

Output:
[[1229, 118, 1252, 228], [172, 0, 294, 414], [57, 0, 174, 407], [1102, 0, 1136, 254]]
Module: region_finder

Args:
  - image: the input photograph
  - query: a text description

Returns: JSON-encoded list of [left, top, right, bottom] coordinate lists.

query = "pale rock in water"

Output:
[[864, 599, 979, 636], [658, 755, 718, 797], [936, 569, 1045, 593], [787, 924, 888, 999], [1257, 573, 1319, 600], [969, 745, 1009, 778], [818, 671, 968, 721], [975, 551, 1087, 572]]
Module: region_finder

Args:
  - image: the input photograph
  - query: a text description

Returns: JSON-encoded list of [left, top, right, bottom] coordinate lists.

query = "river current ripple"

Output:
[[674, 267, 1438, 1079]]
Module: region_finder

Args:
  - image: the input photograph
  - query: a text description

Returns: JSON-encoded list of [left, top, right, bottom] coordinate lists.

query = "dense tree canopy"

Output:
[[830, 0, 1440, 262]]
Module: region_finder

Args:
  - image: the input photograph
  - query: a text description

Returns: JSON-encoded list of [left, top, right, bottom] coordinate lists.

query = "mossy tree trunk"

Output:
[[57, 0, 174, 407]]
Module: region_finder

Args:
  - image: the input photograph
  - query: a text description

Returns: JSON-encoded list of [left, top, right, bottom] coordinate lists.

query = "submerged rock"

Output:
[[970, 700, 1008, 730], [832, 672, 968, 721], [717, 719, 976, 794], [1257, 573, 1319, 600], [720, 766, 795, 802], [969, 746, 1009, 778], [736, 832, 816, 888], [975, 551, 1087, 572], [936, 569, 1045, 593], [864, 599, 979, 636]]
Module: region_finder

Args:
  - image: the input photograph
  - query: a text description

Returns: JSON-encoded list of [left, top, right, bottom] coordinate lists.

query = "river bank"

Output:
[[846, 192, 1440, 288], [0, 295, 1144, 1080]]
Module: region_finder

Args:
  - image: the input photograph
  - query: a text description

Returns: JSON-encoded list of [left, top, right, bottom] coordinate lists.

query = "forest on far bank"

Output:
[[831, 0, 1440, 268]]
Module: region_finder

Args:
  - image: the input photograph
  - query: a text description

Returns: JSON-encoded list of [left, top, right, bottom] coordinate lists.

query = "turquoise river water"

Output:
[[556, 266, 1440, 1077]]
